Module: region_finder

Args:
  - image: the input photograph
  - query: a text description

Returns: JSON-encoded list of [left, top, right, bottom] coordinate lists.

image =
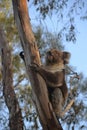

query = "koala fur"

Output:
[[20, 49, 70, 117]]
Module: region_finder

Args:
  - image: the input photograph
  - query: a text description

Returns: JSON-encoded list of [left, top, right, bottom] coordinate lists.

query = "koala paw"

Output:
[[29, 63, 40, 72]]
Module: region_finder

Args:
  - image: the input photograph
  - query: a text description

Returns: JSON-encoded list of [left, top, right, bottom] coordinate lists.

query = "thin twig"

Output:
[[61, 99, 74, 117]]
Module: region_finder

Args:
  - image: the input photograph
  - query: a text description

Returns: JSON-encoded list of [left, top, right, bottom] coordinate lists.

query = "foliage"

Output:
[[33, 26, 64, 58], [0, 0, 18, 42], [30, 0, 87, 43], [61, 72, 87, 129], [33, 0, 68, 19]]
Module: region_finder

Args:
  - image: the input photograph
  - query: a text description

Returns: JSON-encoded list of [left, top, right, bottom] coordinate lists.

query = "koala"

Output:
[[20, 49, 70, 117]]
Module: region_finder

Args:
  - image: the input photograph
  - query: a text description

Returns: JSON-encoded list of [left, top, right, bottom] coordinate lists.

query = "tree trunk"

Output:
[[0, 27, 23, 130], [12, 0, 63, 130]]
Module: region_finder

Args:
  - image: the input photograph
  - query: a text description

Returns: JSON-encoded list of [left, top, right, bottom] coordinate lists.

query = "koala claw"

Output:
[[29, 63, 39, 72]]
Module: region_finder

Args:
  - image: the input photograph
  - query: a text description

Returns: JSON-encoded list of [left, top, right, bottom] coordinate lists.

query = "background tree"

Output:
[[0, 27, 23, 130]]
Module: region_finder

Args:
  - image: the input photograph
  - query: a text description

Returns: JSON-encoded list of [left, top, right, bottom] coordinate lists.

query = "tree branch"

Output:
[[61, 99, 74, 117]]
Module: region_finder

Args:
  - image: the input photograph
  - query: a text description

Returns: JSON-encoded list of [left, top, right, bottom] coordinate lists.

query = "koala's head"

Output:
[[46, 49, 71, 65]]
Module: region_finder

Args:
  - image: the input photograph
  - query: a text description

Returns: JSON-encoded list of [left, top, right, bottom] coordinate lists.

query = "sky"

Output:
[[65, 20, 87, 77], [29, 1, 87, 77]]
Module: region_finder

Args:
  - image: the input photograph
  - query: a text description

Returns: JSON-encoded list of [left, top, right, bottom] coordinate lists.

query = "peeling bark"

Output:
[[0, 27, 23, 130], [12, 0, 63, 130]]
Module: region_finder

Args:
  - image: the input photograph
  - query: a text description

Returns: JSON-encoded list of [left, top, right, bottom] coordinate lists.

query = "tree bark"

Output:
[[0, 27, 23, 130], [12, 0, 63, 130]]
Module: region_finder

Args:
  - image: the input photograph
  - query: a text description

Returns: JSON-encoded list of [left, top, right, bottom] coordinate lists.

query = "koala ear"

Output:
[[63, 51, 71, 64]]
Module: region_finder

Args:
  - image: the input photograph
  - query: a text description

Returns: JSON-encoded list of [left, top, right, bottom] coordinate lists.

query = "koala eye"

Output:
[[47, 51, 52, 55]]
